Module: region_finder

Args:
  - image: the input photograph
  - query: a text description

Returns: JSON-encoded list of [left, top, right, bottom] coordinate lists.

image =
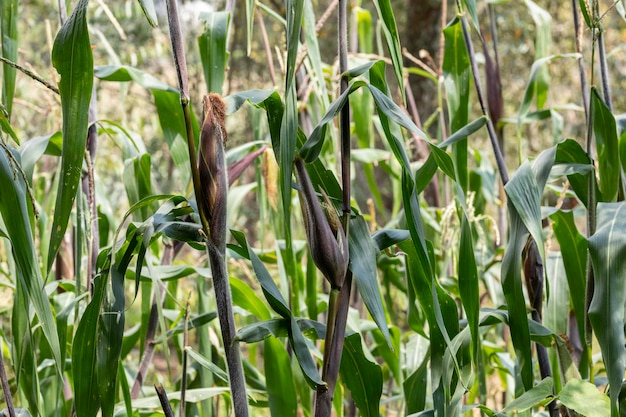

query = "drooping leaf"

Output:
[[591, 87, 619, 202], [517, 54, 579, 132], [198, 11, 230, 94], [588, 202, 626, 417], [340, 333, 383, 417], [0, 147, 62, 376], [558, 379, 610, 417], [501, 377, 554, 414], [349, 215, 390, 344], [230, 229, 291, 318]]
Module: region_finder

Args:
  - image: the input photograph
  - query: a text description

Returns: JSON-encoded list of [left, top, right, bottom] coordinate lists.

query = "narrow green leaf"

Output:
[[372, 0, 405, 102], [340, 333, 383, 417], [349, 215, 390, 344], [550, 210, 587, 371], [265, 338, 298, 417], [186, 347, 229, 383], [517, 54, 580, 131], [198, 11, 230, 94], [288, 317, 324, 388], [501, 377, 554, 414], [1, 0, 18, 117], [73, 275, 105, 417], [443, 17, 471, 192], [558, 379, 610, 417], [438, 117, 487, 148], [137, 0, 158, 27], [49, 0, 94, 271], [591, 87, 619, 202], [0, 147, 62, 376], [524, 0, 551, 109], [230, 276, 271, 320], [459, 215, 479, 363], [500, 203, 533, 391], [12, 282, 39, 416], [231, 230, 292, 318], [588, 202, 626, 417]]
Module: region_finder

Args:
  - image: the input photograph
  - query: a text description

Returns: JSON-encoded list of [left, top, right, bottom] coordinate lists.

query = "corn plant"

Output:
[[1, 0, 626, 416]]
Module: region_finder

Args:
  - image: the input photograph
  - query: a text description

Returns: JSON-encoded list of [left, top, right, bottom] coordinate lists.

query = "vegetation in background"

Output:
[[1, 0, 626, 416]]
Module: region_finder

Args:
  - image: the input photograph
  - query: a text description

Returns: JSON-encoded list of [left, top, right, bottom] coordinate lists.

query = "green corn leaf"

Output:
[[578, 0, 592, 27], [48, 0, 93, 272], [459, 215, 479, 363], [231, 230, 291, 318], [186, 347, 229, 383], [288, 316, 324, 388], [137, 0, 158, 27], [230, 276, 272, 321], [524, 0, 552, 109], [0, 147, 62, 377], [349, 215, 390, 344], [502, 159, 551, 391], [544, 253, 569, 334], [265, 337, 298, 417], [403, 352, 429, 414], [443, 17, 471, 192], [588, 202, 626, 417], [591, 87, 619, 202], [550, 210, 588, 372], [12, 282, 39, 416], [554, 138, 596, 207], [1, 0, 18, 117], [73, 275, 105, 417], [501, 377, 554, 414], [340, 333, 383, 417], [245, 0, 254, 55], [517, 54, 579, 131], [438, 117, 487, 148], [558, 379, 610, 417], [372, 0, 405, 102], [198, 11, 230, 94]]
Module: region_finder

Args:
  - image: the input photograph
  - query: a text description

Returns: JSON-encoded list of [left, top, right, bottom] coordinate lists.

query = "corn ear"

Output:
[[198, 93, 228, 249], [294, 158, 348, 289]]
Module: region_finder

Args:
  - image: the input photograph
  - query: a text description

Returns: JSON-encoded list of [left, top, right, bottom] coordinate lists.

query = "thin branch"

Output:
[[256, 10, 276, 85], [0, 57, 59, 95]]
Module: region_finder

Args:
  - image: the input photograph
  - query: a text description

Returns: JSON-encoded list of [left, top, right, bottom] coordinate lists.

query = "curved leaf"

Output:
[[0, 147, 62, 376], [49, 0, 94, 271], [349, 215, 389, 344], [340, 333, 383, 417], [1, 0, 18, 117], [588, 202, 626, 417]]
